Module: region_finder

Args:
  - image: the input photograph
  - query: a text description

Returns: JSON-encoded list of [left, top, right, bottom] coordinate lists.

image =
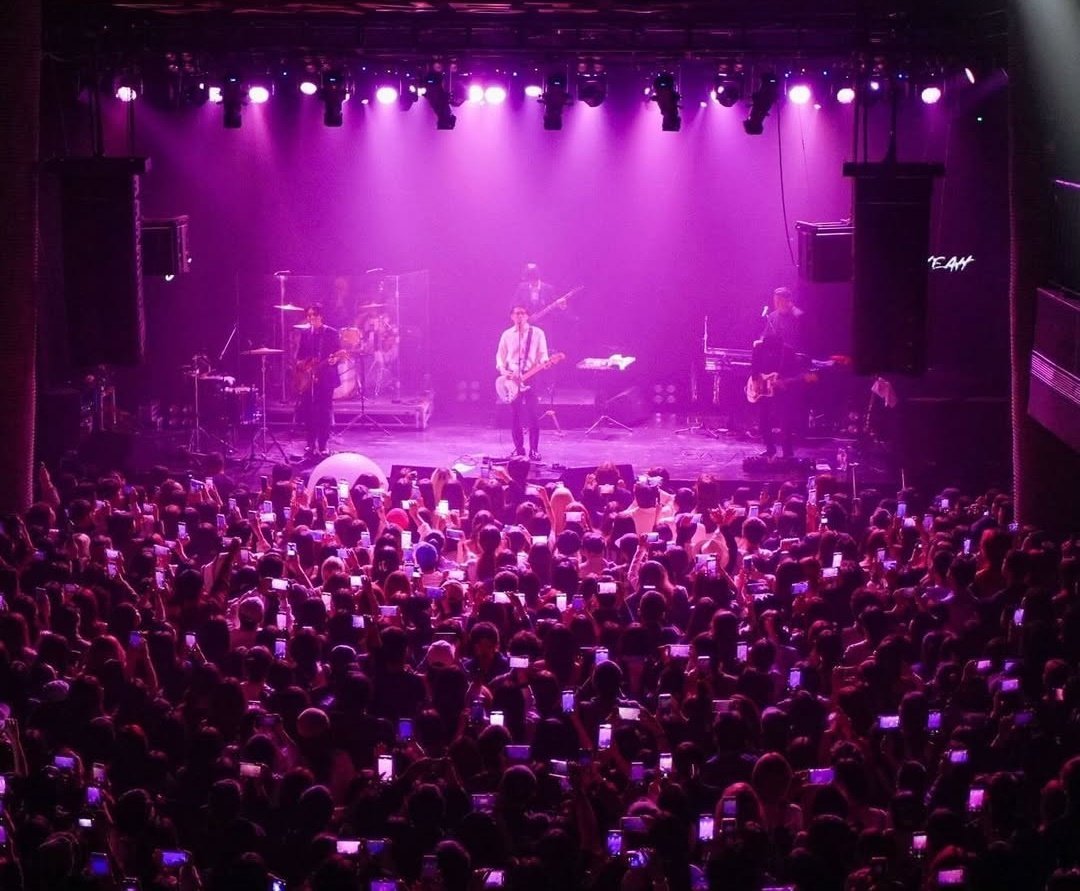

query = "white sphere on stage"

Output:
[[307, 452, 388, 491]]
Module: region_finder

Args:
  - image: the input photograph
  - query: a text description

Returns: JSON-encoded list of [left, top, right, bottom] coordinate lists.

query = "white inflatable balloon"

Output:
[[307, 452, 388, 491]]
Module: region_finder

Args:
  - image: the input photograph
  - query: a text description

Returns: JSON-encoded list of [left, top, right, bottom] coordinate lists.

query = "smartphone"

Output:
[[788, 668, 802, 689], [1013, 608, 1024, 626], [366, 838, 387, 856], [87, 785, 103, 806], [274, 638, 287, 658], [160, 851, 189, 869], [239, 761, 261, 779], [618, 706, 640, 722], [93, 763, 106, 784], [555, 593, 567, 612], [879, 714, 900, 730], [807, 767, 834, 785], [927, 711, 942, 731], [896, 502, 907, 518], [401, 530, 413, 549], [698, 814, 715, 841], [721, 796, 738, 817], [271, 578, 289, 592], [377, 754, 393, 782], [668, 644, 690, 659], [976, 659, 992, 673], [269, 877, 286, 891], [791, 581, 809, 595], [1001, 677, 1020, 693], [184, 632, 196, 650], [490, 710, 504, 727], [89, 852, 111, 877], [736, 642, 748, 662], [627, 850, 650, 869], [371, 881, 397, 891], [507, 744, 530, 761], [911, 831, 927, 856], [129, 631, 142, 649], [510, 656, 530, 669], [55, 754, 76, 771], [822, 567, 839, 579], [351, 614, 365, 629], [286, 542, 297, 558], [398, 718, 413, 740], [472, 793, 495, 814], [177, 522, 187, 538], [697, 655, 711, 673], [598, 581, 617, 595], [659, 752, 673, 774], [335, 839, 361, 856], [938, 868, 965, 886], [470, 700, 486, 723], [948, 749, 968, 764], [967, 786, 985, 812], [483, 870, 505, 888], [630, 761, 645, 782], [78, 816, 94, 829], [598, 723, 612, 749], [606, 829, 623, 856], [595, 647, 609, 664]]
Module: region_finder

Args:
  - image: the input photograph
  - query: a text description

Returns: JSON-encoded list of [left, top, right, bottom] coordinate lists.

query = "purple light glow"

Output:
[[788, 83, 812, 105], [248, 86, 271, 104], [484, 85, 508, 105], [115, 85, 137, 103], [208, 86, 223, 104], [869, 80, 882, 92], [468, 84, 485, 104], [920, 86, 943, 105], [299, 80, 319, 96], [524, 84, 543, 99], [375, 86, 399, 105], [964, 67, 976, 85], [836, 86, 856, 104]]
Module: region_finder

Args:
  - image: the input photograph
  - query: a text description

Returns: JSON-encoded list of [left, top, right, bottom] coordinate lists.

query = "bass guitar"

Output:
[[496, 352, 566, 404], [528, 286, 583, 324], [295, 349, 349, 392]]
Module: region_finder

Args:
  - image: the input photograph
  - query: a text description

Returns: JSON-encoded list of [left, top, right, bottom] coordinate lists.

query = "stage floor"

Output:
[[236, 415, 898, 491]]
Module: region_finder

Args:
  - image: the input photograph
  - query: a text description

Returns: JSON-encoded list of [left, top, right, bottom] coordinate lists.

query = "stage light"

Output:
[[423, 71, 457, 129], [221, 74, 245, 128], [208, 86, 223, 104], [524, 84, 543, 99], [375, 85, 399, 105], [399, 76, 420, 110], [299, 79, 319, 96], [787, 82, 812, 105], [743, 72, 778, 135], [116, 84, 138, 103], [836, 85, 856, 104], [247, 85, 271, 104], [467, 83, 484, 104], [319, 70, 350, 126], [964, 66, 976, 85], [574, 72, 609, 108], [713, 72, 742, 108], [485, 85, 508, 105], [650, 72, 681, 131], [180, 77, 209, 106], [113, 71, 140, 102], [540, 73, 571, 130], [920, 85, 943, 104]]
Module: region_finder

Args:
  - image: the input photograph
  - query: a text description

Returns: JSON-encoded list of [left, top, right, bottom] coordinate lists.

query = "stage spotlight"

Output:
[[650, 72, 681, 131], [920, 84, 943, 105], [577, 71, 607, 108], [540, 73, 571, 130], [467, 83, 485, 104], [375, 85, 399, 105], [524, 84, 543, 99], [319, 70, 350, 126], [743, 72, 778, 135], [115, 83, 138, 103], [221, 74, 245, 128], [713, 73, 742, 108], [485, 85, 508, 105], [786, 74, 812, 106], [398, 75, 420, 110], [247, 85, 271, 104], [964, 66, 976, 85], [180, 77, 209, 106], [423, 71, 457, 129], [299, 79, 319, 96], [836, 84, 856, 104]]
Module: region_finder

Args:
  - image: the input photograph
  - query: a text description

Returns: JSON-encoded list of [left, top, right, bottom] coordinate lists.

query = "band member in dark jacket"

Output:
[[296, 304, 340, 456]]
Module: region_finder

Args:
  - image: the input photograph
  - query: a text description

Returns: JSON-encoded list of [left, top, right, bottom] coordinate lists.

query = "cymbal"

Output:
[[241, 347, 284, 356], [357, 302, 386, 310], [273, 303, 305, 311]]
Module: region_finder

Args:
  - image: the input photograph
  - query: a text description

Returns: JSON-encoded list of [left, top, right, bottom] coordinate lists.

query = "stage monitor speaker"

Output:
[[844, 162, 943, 376], [1052, 180, 1080, 296], [602, 386, 649, 427], [796, 221, 853, 282], [55, 157, 149, 367], [142, 216, 191, 277]]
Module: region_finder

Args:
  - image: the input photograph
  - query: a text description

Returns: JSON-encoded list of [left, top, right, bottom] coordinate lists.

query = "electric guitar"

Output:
[[528, 286, 584, 324], [745, 355, 850, 404], [295, 349, 349, 392], [496, 352, 566, 403]]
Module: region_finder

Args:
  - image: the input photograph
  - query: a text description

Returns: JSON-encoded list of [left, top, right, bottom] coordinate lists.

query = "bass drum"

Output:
[[333, 356, 357, 399]]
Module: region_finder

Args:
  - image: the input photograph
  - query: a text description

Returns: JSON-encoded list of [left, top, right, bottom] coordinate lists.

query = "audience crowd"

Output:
[[1, 452, 1079, 891]]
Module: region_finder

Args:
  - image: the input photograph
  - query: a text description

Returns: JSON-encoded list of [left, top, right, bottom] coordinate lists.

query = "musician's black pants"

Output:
[[760, 391, 796, 457], [300, 385, 334, 450], [511, 388, 540, 454]]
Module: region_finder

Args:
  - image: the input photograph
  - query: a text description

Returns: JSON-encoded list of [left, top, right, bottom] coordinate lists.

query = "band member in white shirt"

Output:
[[496, 303, 549, 461]]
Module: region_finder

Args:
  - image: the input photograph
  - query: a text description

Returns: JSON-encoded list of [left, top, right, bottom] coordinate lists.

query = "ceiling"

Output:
[[44, 0, 1008, 67]]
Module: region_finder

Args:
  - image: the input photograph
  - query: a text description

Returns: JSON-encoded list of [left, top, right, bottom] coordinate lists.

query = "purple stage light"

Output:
[[375, 86, 399, 105], [208, 86, 223, 104], [836, 86, 856, 104], [964, 67, 976, 85], [467, 84, 485, 104], [788, 83, 812, 105], [299, 80, 319, 96], [524, 84, 543, 99], [484, 85, 508, 105], [920, 86, 943, 105], [248, 85, 271, 104], [868, 79, 882, 92], [115, 85, 137, 102]]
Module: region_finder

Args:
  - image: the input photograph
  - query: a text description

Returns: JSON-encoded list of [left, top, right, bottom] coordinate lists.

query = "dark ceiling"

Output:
[[44, 0, 1008, 67]]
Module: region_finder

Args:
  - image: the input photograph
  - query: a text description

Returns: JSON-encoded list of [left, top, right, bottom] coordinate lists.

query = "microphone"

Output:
[[273, 270, 292, 277], [760, 304, 770, 318]]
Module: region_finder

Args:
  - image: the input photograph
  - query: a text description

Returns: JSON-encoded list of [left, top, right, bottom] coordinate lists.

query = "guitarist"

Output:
[[295, 304, 341, 457], [496, 304, 549, 461], [751, 287, 805, 459]]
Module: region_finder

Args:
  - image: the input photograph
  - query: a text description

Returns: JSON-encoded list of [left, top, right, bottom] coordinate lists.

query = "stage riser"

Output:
[[266, 397, 433, 431]]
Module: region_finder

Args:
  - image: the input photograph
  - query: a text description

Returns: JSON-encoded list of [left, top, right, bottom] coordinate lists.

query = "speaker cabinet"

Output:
[[796, 221, 853, 283], [142, 216, 191, 277]]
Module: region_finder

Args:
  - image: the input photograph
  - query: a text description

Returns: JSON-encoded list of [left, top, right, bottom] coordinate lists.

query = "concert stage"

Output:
[[236, 415, 899, 495]]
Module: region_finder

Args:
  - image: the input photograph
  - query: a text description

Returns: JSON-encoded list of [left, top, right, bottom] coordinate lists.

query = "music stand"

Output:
[[242, 348, 290, 465], [577, 354, 636, 436]]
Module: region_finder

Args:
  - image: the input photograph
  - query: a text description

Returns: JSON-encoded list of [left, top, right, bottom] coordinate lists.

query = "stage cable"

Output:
[[775, 103, 797, 268]]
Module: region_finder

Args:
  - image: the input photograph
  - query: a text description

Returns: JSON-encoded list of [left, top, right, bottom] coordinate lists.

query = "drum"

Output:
[[340, 326, 362, 349], [223, 386, 260, 426], [333, 357, 357, 399]]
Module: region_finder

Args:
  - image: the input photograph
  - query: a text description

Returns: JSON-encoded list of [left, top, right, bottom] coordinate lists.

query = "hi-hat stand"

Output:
[[184, 355, 232, 456]]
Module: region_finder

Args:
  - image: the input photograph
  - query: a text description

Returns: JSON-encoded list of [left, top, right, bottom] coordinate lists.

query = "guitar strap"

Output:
[[520, 326, 533, 380]]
